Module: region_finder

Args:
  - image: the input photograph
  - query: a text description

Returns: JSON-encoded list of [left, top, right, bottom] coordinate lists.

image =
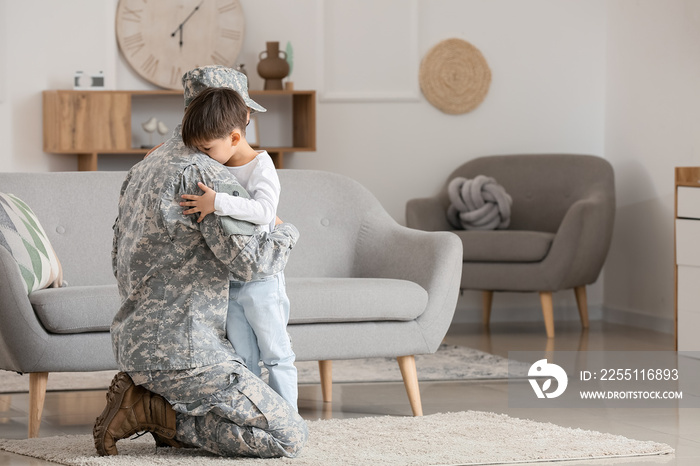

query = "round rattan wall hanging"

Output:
[[419, 38, 491, 115]]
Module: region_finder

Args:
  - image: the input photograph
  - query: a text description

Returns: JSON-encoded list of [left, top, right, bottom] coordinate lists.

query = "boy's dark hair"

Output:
[[181, 87, 248, 149]]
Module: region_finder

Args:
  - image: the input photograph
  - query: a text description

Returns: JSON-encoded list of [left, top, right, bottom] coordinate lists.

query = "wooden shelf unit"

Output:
[[42, 89, 316, 170]]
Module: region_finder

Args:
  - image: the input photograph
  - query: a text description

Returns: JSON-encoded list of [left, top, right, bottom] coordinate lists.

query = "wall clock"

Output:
[[116, 0, 245, 90]]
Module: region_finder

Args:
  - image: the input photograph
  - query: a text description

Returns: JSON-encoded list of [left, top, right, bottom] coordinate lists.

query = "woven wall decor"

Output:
[[419, 38, 491, 114]]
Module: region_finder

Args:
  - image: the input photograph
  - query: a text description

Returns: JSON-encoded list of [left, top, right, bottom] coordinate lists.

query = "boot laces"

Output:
[[130, 431, 150, 440]]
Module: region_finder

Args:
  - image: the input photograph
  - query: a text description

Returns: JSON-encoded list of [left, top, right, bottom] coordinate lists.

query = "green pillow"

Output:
[[0, 192, 63, 293]]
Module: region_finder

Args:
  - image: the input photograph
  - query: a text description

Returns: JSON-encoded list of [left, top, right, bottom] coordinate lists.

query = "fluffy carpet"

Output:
[[0, 345, 528, 394], [0, 411, 674, 466]]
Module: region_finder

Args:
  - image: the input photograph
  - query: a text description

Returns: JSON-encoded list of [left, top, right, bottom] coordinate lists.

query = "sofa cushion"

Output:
[[28, 278, 429, 332], [453, 230, 555, 262], [29, 285, 120, 334], [0, 192, 62, 293], [286, 277, 428, 324]]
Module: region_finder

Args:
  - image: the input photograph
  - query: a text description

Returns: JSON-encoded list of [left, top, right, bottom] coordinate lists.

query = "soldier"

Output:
[[93, 66, 308, 458]]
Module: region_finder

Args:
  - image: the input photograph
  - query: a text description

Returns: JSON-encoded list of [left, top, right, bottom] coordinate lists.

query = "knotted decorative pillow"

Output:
[[0, 192, 63, 293], [446, 175, 512, 230]]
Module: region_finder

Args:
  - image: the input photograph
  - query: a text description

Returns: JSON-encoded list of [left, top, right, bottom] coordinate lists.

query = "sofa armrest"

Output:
[[0, 247, 50, 372], [355, 212, 463, 352], [405, 196, 452, 231]]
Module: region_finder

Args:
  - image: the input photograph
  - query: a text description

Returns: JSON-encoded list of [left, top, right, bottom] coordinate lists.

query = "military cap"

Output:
[[182, 65, 267, 113]]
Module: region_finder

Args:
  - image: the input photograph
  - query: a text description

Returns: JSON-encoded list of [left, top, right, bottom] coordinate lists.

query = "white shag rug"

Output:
[[0, 345, 528, 394], [0, 411, 674, 466]]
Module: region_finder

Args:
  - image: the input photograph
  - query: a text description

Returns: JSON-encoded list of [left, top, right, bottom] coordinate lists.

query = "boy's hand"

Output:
[[180, 182, 216, 223]]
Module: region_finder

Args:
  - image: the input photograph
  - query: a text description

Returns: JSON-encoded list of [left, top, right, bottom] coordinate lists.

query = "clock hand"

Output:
[[170, 0, 204, 41]]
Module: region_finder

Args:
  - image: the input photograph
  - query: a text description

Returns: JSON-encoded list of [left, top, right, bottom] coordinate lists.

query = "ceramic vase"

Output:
[[257, 41, 289, 90]]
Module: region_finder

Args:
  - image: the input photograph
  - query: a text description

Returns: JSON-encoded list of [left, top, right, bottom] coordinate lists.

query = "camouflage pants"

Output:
[[129, 359, 308, 458]]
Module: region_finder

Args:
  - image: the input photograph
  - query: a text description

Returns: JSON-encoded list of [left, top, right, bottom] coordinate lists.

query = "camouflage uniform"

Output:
[[111, 121, 307, 457]]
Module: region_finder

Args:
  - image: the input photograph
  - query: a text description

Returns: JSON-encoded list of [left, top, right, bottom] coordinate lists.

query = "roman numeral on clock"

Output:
[[221, 29, 241, 41], [170, 66, 183, 87], [218, 2, 238, 14], [142, 55, 159, 77], [121, 6, 143, 22], [122, 33, 145, 56]]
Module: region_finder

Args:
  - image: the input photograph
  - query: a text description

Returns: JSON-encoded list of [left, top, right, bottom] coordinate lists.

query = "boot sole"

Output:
[[93, 372, 134, 456]]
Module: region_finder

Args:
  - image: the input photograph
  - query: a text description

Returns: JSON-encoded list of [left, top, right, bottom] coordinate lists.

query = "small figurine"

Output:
[[157, 121, 169, 142], [141, 117, 158, 147]]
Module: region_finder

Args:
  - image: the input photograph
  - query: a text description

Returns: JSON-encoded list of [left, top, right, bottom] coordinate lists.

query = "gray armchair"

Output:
[[406, 154, 615, 337]]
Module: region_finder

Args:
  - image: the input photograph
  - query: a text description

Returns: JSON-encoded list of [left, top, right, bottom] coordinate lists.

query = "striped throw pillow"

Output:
[[0, 192, 63, 293]]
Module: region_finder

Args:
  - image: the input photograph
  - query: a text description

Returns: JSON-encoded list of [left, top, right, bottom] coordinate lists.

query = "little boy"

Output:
[[179, 82, 298, 411]]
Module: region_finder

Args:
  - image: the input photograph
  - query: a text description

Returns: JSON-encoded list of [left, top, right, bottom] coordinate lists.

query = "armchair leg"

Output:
[[574, 286, 590, 328], [29, 372, 48, 438], [539, 291, 555, 338], [397, 355, 423, 416], [482, 291, 493, 326], [318, 360, 332, 403]]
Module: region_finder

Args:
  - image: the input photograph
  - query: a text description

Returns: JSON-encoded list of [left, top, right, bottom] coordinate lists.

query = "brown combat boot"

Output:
[[93, 372, 178, 456]]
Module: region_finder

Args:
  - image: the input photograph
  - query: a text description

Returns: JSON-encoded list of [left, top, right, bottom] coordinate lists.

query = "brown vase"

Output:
[[257, 41, 290, 90]]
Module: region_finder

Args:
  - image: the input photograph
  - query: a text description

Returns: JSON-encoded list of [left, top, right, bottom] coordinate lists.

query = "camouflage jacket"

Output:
[[111, 127, 299, 371]]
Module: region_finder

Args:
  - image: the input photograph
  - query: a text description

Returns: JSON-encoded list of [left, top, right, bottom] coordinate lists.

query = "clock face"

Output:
[[116, 0, 245, 90]]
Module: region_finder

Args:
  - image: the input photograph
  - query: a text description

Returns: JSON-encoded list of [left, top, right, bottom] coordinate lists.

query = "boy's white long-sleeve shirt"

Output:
[[214, 151, 280, 233]]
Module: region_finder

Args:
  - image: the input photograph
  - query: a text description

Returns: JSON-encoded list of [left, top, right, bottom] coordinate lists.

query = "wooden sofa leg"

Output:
[[318, 360, 332, 403], [29, 372, 48, 438], [397, 355, 423, 416], [574, 286, 590, 329], [482, 290, 493, 326], [539, 291, 555, 338]]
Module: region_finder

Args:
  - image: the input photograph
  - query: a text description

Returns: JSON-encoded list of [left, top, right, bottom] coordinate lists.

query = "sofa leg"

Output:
[[482, 290, 493, 326], [397, 355, 423, 416], [539, 291, 555, 338], [574, 286, 590, 329], [29, 372, 48, 438], [318, 360, 332, 403]]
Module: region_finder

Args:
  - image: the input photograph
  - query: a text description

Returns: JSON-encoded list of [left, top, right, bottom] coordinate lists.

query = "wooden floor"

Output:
[[1, 321, 697, 465]]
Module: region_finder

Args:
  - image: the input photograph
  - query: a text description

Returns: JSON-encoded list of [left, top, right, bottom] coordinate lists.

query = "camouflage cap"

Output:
[[182, 65, 267, 113]]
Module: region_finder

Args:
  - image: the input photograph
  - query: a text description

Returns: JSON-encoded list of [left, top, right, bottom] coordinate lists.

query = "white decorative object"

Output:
[[73, 71, 89, 90], [90, 71, 105, 89], [156, 121, 169, 142], [73, 71, 105, 90], [141, 117, 158, 147]]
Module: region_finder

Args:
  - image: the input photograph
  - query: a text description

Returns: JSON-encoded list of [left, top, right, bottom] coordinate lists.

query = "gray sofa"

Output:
[[0, 169, 462, 437]]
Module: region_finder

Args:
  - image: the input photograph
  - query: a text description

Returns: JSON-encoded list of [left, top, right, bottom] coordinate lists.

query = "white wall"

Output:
[[9, 1, 693, 327], [604, 0, 700, 332]]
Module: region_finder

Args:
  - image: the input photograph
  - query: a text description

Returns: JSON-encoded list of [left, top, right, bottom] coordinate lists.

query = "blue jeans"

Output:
[[227, 273, 298, 410]]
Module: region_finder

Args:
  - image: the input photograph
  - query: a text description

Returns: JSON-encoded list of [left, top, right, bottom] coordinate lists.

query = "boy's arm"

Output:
[[215, 164, 280, 226]]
